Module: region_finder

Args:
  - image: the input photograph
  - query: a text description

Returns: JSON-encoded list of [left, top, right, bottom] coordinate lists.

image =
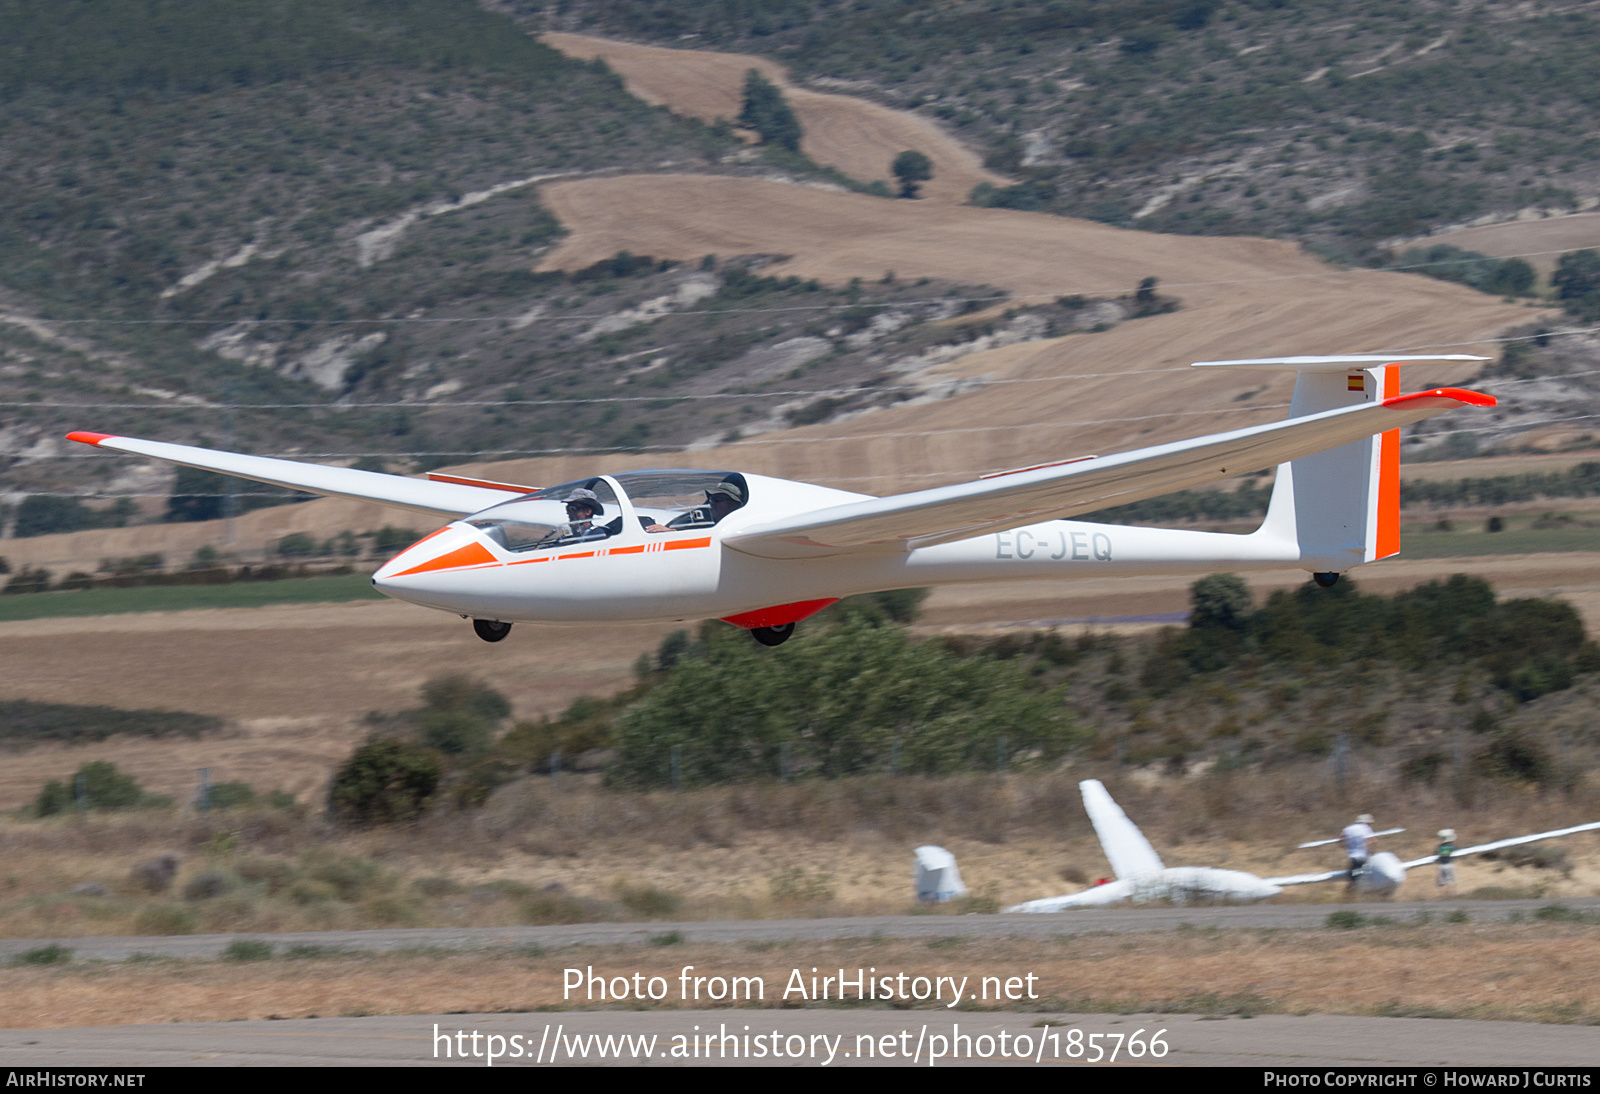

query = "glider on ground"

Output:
[[1005, 780, 1600, 910], [70, 355, 1494, 644]]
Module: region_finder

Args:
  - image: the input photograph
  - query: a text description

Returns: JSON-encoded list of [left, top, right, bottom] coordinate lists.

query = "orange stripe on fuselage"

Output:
[[401, 536, 714, 575], [392, 540, 497, 577], [1375, 366, 1401, 560]]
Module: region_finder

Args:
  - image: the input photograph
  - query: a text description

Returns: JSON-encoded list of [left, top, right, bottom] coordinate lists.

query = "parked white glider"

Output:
[[69, 355, 1493, 644], [1005, 780, 1600, 910]]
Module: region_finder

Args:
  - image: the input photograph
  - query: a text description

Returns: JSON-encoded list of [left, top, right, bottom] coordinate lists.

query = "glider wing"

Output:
[[1400, 820, 1600, 869], [723, 387, 1494, 558], [66, 432, 516, 520], [1080, 779, 1165, 880]]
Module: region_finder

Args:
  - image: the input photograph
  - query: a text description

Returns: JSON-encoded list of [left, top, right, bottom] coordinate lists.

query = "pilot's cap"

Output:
[[1358, 814, 1374, 825], [706, 482, 744, 504], [565, 487, 603, 516]]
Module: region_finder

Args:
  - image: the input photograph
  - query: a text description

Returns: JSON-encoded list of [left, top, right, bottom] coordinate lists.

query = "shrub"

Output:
[[617, 884, 682, 918], [13, 945, 71, 966], [182, 871, 232, 901], [422, 675, 511, 723], [419, 709, 491, 755], [222, 939, 273, 961], [302, 853, 385, 901], [275, 532, 317, 558], [36, 761, 148, 816], [328, 738, 441, 824], [131, 854, 182, 894], [206, 781, 255, 810], [134, 904, 197, 935]]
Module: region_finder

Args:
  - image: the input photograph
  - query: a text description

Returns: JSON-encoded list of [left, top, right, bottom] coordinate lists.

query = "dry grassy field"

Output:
[[5, 922, 1600, 1029], [540, 32, 1003, 204]]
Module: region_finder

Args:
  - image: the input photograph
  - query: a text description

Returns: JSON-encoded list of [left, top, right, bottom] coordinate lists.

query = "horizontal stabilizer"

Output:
[[1192, 354, 1488, 372], [1297, 827, 1404, 849], [67, 432, 516, 520]]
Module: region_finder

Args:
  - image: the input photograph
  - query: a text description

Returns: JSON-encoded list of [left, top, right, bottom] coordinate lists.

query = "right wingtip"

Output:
[[65, 431, 115, 447]]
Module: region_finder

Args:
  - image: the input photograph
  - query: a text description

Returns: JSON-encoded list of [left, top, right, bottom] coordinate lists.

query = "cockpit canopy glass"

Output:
[[614, 470, 747, 531], [466, 477, 620, 552], [464, 472, 749, 551]]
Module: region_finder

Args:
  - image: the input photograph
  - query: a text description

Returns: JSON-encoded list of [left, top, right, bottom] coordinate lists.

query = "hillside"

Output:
[[2, 8, 1595, 597], [535, 0, 1600, 253]]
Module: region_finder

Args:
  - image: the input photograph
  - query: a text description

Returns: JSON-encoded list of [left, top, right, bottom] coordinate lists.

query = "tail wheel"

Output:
[[472, 619, 512, 643], [749, 622, 795, 647]]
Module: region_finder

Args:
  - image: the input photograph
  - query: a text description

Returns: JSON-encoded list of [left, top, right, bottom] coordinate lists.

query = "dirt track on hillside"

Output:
[[1429, 211, 1600, 273], [542, 32, 1001, 203]]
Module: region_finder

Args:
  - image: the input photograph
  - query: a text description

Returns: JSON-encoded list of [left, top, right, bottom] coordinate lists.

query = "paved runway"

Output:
[[3, 896, 1594, 963], [5, 1010, 1599, 1067]]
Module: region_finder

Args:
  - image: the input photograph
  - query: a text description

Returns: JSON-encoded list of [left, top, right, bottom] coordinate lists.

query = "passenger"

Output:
[[1342, 813, 1375, 887], [537, 488, 610, 546], [646, 480, 745, 532], [1435, 828, 1458, 897]]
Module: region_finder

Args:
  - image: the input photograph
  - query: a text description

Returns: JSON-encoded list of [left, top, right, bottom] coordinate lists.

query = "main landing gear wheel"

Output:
[[749, 622, 795, 647], [472, 619, 512, 643], [1312, 572, 1341, 588]]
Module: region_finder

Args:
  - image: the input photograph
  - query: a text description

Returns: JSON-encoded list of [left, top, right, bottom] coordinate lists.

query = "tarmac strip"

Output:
[[4, 1010, 1598, 1066], [2, 898, 1594, 963]]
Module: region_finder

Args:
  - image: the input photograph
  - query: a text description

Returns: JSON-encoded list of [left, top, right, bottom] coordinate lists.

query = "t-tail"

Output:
[[1195, 355, 1490, 575]]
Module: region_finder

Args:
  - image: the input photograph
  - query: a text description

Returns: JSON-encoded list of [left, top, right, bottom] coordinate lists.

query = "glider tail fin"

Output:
[[1196, 355, 1488, 574]]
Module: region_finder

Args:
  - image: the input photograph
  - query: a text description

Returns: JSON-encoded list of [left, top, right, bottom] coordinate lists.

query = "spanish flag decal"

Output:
[[1347, 374, 1365, 392]]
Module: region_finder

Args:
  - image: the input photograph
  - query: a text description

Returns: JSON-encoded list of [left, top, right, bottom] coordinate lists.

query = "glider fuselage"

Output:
[[372, 470, 1305, 624]]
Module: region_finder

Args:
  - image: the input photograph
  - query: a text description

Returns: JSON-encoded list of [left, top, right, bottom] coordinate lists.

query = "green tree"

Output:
[[1553, 249, 1600, 319], [328, 738, 440, 825], [1188, 573, 1253, 632], [613, 620, 1082, 786], [738, 69, 801, 152], [891, 150, 933, 198]]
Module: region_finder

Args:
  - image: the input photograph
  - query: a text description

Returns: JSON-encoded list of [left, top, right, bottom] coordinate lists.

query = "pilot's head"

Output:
[[705, 481, 744, 520], [565, 488, 602, 522]]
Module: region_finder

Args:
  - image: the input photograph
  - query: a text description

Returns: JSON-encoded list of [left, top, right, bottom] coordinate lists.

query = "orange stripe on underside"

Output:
[[558, 551, 595, 560], [508, 557, 549, 565], [663, 537, 712, 551], [1376, 366, 1400, 560], [392, 540, 497, 577], [608, 545, 646, 555]]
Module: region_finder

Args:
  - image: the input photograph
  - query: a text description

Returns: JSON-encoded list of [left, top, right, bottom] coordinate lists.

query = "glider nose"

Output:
[[372, 525, 496, 590]]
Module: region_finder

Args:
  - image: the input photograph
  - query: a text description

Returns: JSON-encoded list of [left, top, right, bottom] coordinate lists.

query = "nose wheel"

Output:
[[1313, 572, 1341, 588], [749, 622, 795, 647], [472, 619, 512, 643]]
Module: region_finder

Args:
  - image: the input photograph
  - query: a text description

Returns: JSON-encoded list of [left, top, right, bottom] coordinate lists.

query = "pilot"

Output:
[[1342, 813, 1375, 886], [646, 480, 745, 532], [539, 488, 610, 546]]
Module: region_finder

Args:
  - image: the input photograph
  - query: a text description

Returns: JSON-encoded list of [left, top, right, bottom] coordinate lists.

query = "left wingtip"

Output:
[[1383, 387, 1497, 409], [65, 431, 116, 447]]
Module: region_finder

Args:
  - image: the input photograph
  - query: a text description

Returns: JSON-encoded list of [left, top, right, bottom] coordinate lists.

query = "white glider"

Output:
[[68, 354, 1492, 644], [1006, 781, 1600, 910]]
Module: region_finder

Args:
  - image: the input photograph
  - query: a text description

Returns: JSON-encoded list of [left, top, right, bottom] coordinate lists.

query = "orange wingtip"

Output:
[[66, 431, 116, 446], [1383, 387, 1497, 409]]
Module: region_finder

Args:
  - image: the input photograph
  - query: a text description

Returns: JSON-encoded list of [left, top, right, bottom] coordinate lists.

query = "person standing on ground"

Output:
[[1435, 828, 1458, 897], [1342, 813, 1376, 888]]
